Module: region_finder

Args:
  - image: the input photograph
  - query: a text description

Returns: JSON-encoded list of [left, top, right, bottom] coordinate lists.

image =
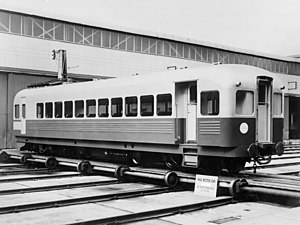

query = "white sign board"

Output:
[[194, 174, 218, 197]]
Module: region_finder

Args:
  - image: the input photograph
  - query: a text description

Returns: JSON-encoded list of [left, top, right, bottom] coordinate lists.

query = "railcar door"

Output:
[[257, 77, 272, 142], [175, 81, 197, 143], [21, 97, 26, 135], [186, 83, 197, 142]]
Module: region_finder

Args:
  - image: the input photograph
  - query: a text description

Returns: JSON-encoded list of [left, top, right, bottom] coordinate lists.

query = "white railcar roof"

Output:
[[15, 64, 283, 99]]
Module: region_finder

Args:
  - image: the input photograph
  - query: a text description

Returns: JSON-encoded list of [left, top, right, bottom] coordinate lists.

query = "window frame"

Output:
[[75, 100, 84, 118], [235, 90, 255, 116], [86, 99, 96, 118], [125, 96, 138, 117], [36, 103, 44, 119], [157, 93, 172, 116], [200, 90, 220, 116], [55, 102, 63, 118], [45, 102, 53, 118], [64, 101, 73, 118], [14, 104, 20, 119], [22, 104, 26, 119], [111, 97, 123, 117], [140, 95, 154, 117], [98, 98, 109, 117]]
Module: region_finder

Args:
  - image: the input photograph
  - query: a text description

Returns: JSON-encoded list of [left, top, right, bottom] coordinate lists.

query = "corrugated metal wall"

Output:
[[0, 72, 52, 148]]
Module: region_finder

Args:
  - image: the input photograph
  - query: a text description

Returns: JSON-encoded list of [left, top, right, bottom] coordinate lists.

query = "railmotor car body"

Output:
[[13, 64, 285, 173]]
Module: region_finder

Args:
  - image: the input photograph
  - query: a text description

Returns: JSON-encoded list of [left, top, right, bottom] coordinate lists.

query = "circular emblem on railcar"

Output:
[[239, 122, 248, 134]]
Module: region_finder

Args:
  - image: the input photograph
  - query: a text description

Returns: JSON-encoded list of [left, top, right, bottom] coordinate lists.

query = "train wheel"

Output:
[[199, 156, 223, 175], [164, 155, 181, 169], [0, 151, 9, 162], [77, 160, 92, 175], [45, 156, 58, 170], [225, 158, 246, 174]]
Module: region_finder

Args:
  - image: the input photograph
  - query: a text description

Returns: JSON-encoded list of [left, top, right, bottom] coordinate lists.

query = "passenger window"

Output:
[[125, 96, 137, 117], [273, 93, 282, 116], [141, 95, 154, 116], [236, 91, 254, 115], [64, 101, 73, 118], [45, 102, 53, 118], [37, 103, 44, 118], [55, 102, 62, 118], [111, 98, 123, 117], [14, 104, 20, 119], [22, 104, 26, 119], [86, 99, 96, 117], [157, 94, 172, 116], [98, 98, 109, 117], [201, 91, 219, 115], [75, 100, 84, 118]]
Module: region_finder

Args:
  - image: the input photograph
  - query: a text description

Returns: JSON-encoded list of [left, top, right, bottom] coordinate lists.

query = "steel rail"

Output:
[[0, 179, 120, 195], [0, 186, 176, 215], [248, 177, 300, 188], [271, 154, 300, 160], [244, 161, 300, 170], [69, 197, 234, 225], [0, 168, 52, 176], [4, 149, 300, 206], [0, 172, 82, 183], [0, 163, 25, 168], [1, 150, 181, 187]]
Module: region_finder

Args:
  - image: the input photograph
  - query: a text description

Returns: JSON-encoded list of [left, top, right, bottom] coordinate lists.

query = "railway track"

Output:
[[0, 159, 235, 224], [1, 147, 300, 224]]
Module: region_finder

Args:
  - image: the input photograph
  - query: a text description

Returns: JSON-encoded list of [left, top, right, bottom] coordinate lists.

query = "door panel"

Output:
[[257, 105, 268, 141], [187, 103, 197, 141], [186, 83, 197, 142], [257, 78, 272, 142]]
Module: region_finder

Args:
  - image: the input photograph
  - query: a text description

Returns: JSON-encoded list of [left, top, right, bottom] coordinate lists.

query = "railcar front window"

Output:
[[14, 104, 20, 119], [111, 98, 123, 117], [55, 102, 62, 118], [37, 103, 44, 118], [86, 99, 96, 117], [45, 102, 53, 118], [125, 96, 137, 117], [157, 94, 172, 116], [75, 100, 84, 118], [273, 93, 283, 116], [64, 101, 73, 118], [98, 99, 109, 117], [22, 104, 26, 119], [201, 91, 219, 115], [236, 91, 254, 115], [141, 95, 154, 116]]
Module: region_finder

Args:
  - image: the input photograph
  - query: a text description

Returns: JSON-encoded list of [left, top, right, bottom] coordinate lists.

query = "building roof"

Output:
[[1, 2, 300, 64]]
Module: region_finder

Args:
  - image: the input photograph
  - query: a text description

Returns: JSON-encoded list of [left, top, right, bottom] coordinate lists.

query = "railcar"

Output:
[[13, 64, 285, 174]]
